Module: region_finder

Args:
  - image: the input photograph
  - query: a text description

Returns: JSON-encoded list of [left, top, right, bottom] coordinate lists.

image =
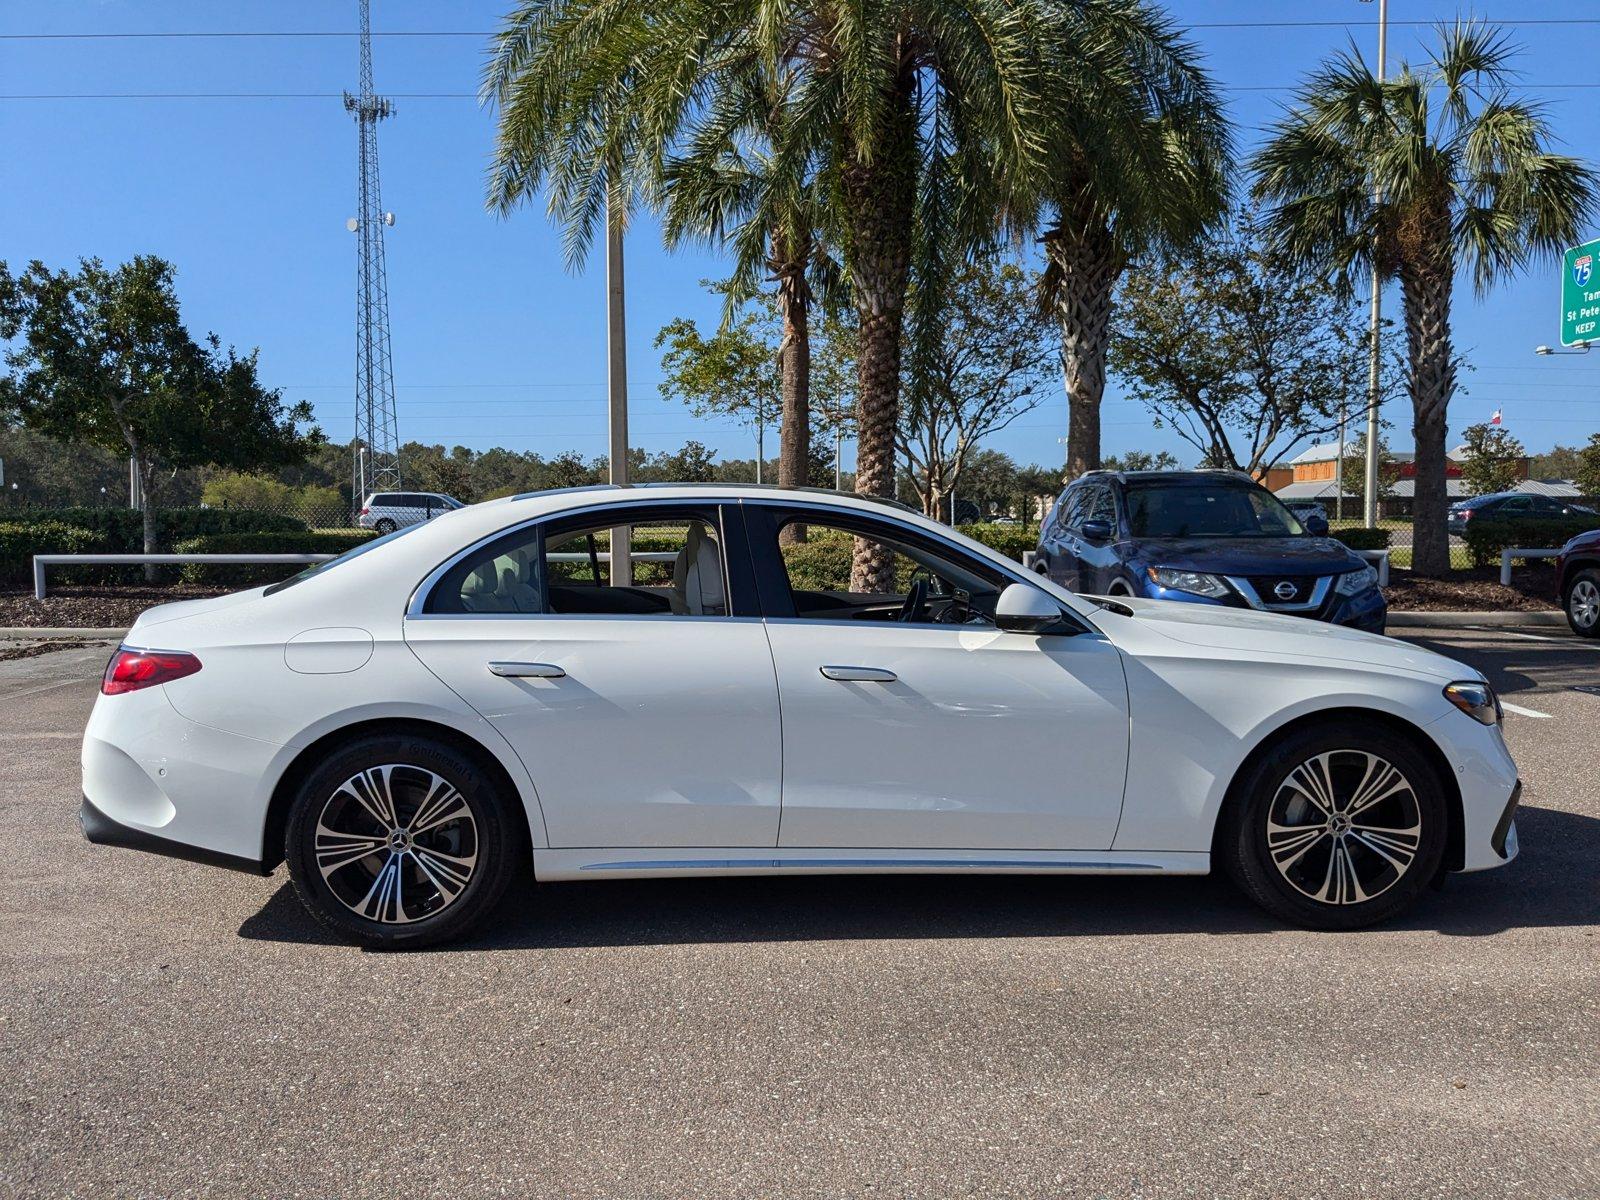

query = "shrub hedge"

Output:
[[173, 529, 378, 586], [1462, 516, 1600, 569], [0, 521, 98, 585], [2, 507, 306, 552], [1333, 527, 1393, 551], [957, 522, 1038, 562]]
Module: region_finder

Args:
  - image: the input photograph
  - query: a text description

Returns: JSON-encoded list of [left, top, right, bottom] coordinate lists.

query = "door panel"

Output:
[[407, 616, 782, 847], [765, 620, 1130, 849]]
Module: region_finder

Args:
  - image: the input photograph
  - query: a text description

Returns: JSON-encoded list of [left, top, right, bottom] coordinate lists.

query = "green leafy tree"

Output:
[[1103, 449, 1179, 471], [1339, 432, 1398, 505], [656, 305, 780, 473], [0, 256, 319, 571], [1110, 211, 1379, 474], [1528, 443, 1587, 481], [1458, 422, 1526, 497], [1253, 21, 1598, 574], [898, 254, 1055, 519], [1576, 434, 1600, 499]]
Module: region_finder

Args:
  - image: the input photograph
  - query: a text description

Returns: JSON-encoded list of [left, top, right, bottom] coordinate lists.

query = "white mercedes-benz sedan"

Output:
[[80, 485, 1521, 948]]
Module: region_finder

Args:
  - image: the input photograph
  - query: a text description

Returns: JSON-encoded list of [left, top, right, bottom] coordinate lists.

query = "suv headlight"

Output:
[[1444, 680, 1502, 726], [1334, 564, 1379, 596], [1147, 566, 1231, 599]]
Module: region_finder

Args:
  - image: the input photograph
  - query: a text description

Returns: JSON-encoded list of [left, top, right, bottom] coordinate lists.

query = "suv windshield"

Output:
[[1125, 482, 1306, 539]]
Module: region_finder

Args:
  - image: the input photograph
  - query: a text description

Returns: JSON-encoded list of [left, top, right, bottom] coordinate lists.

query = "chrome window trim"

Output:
[[404, 492, 1095, 633], [405, 495, 734, 619]]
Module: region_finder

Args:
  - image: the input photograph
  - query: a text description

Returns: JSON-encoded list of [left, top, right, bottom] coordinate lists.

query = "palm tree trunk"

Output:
[[774, 229, 811, 546], [1399, 254, 1456, 577], [1044, 215, 1123, 481], [843, 105, 916, 593]]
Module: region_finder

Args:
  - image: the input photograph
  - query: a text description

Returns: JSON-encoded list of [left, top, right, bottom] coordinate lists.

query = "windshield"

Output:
[[1125, 483, 1306, 539], [262, 521, 425, 596]]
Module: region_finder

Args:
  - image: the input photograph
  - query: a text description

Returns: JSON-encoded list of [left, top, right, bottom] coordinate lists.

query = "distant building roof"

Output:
[[1287, 442, 1417, 466]]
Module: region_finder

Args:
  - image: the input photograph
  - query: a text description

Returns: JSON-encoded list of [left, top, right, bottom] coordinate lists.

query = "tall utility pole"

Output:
[[1361, 0, 1389, 527], [345, 0, 402, 508]]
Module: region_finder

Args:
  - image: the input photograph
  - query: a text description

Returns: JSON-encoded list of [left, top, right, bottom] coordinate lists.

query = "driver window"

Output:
[[774, 517, 1006, 626]]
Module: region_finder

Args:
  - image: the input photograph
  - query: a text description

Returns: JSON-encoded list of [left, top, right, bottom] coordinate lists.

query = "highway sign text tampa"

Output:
[[1562, 237, 1600, 346]]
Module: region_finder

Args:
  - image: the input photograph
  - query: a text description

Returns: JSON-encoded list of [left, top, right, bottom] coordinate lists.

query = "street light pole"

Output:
[[1361, 0, 1388, 528]]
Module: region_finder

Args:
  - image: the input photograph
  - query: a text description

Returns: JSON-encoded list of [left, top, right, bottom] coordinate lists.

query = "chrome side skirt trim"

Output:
[[533, 848, 1211, 881]]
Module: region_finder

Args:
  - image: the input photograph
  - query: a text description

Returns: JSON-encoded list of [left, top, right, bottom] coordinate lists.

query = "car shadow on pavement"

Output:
[[237, 803, 1599, 951]]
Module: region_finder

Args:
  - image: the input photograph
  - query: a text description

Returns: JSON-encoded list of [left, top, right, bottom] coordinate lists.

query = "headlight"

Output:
[[1444, 680, 1502, 726], [1335, 564, 1379, 596], [1147, 566, 1231, 599]]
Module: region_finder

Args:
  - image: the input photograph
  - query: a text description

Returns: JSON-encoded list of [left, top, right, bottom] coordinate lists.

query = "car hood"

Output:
[[1105, 596, 1469, 682], [1130, 536, 1361, 576]]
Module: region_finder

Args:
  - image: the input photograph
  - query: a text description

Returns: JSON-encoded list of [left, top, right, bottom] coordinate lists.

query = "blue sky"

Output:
[[2, 1, 1597, 472]]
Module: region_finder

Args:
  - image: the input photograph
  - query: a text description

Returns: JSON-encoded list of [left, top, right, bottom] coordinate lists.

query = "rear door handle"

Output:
[[488, 661, 566, 679], [819, 665, 897, 683]]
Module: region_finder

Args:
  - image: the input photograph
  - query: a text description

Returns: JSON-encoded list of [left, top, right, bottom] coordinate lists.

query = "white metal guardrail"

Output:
[[32, 550, 685, 599], [1500, 548, 1562, 586], [32, 553, 336, 600]]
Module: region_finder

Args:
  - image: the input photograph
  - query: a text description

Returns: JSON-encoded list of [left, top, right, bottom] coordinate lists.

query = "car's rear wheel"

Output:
[[1564, 569, 1600, 638], [374, 517, 397, 534], [285, 734, 520, 949], [1220, 721, 1447, 929]]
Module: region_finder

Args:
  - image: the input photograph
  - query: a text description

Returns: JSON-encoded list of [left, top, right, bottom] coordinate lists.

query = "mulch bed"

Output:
[[0, 584, 231, 629], [1382, 565, 1559, 613]]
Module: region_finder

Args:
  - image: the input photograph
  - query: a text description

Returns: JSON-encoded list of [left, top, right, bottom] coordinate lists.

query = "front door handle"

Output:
[[819, 665, 897, 683], [488, 661, 566, 679]]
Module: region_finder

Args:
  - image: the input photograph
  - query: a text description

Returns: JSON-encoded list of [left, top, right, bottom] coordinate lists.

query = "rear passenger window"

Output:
[[424, 508, 730, 617]]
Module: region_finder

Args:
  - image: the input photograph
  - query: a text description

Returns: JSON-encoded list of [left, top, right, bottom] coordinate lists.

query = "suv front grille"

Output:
[[1229, 574, 1332, 613]]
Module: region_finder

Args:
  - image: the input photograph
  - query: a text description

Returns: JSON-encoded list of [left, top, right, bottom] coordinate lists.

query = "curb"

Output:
[[1387, 610, 1568, 628], [0, 627, 128, 639]]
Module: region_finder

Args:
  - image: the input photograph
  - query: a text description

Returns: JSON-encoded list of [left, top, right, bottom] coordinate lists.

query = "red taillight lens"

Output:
[[360, 506, 370, 515], [102, 648, 202, 695]]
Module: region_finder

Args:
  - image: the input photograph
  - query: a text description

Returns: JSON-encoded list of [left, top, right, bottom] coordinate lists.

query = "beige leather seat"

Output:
[[671, 522, 725, 616], [459, 561, 503, 612]]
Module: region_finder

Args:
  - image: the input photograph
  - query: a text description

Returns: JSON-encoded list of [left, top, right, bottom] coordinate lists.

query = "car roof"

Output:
[[1072, 469, 1257, 488]]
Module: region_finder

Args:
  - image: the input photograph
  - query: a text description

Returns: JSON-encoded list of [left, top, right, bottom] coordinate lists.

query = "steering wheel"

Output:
[[897, 575, 929, 623]]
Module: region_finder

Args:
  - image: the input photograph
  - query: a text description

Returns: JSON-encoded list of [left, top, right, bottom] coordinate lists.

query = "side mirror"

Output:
[[995, 582, 1068, 634], [1305, 515, 1329, 537], [1081, 518, 1113, 542]]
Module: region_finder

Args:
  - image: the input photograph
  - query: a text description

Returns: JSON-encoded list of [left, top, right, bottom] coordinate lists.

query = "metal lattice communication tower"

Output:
[[345, 0, 402, 505]]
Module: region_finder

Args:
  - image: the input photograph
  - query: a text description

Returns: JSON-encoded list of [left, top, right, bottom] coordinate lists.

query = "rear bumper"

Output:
[[79, 794, 269, 875]]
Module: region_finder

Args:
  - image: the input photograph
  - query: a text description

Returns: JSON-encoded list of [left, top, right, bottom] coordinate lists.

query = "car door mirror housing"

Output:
[[995, 582, 1069, 633], [1304, 515, 1329, 537], [1081, 518, 1113, 542]]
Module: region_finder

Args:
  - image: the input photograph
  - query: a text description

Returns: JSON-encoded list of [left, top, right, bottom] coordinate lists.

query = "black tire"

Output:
[[1219, 720, 1447, 930], [373, 517, 397, 534], [285, 733, 522, 949], [1106, 577, 1135, 597], [1564, 567, 1600, 638]]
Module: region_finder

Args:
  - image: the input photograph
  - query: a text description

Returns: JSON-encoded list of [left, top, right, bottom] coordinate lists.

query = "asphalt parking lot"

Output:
[[1, 629, 1596, 1198]]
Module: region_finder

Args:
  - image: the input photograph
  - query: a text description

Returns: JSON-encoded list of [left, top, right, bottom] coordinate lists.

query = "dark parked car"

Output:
[[1446, 491, 1596, 537], [1034, 470, 1386, 633], [1555, 529, 1600, 638]]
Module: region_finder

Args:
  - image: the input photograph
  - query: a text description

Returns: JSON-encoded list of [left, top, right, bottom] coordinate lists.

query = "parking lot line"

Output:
[[1499, 701, 1553, 719]]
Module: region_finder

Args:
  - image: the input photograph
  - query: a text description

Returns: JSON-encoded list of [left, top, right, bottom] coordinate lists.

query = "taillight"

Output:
[[1462, 509, 1474, 521], [102, 648, 202, 695], [360, 506, 370, 515]]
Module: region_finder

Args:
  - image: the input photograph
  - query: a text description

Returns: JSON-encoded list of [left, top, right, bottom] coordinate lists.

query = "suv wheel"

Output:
[[1565, 568, 1600, 638], [285, 734, 521, 949], [1106, 578, 1135, 597], [374, 517, 397, 534], [1220, 721, 1446, 930]]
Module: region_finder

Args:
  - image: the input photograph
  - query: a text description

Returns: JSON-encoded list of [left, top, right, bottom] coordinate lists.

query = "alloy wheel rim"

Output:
[[314, 764, 478, 924], [1267, 750, 1421, 906], [1572, 580, 1600, 629]]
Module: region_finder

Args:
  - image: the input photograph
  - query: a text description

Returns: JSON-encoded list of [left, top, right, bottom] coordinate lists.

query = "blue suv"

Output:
[[1034, 470, 1386, 633]]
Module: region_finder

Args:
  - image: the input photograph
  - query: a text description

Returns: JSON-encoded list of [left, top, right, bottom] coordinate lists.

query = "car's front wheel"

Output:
[[1220, 721, 1447, 929], [285, 734, 521, 949], [1564, 568, 1600, 638], [373, 517, 397, 534]]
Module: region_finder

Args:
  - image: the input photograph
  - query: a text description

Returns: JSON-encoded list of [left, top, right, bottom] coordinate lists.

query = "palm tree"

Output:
[[1034, 0, 1231, 480], [1254, 21, 1596, 575], [482, 0, 1064, 590]]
